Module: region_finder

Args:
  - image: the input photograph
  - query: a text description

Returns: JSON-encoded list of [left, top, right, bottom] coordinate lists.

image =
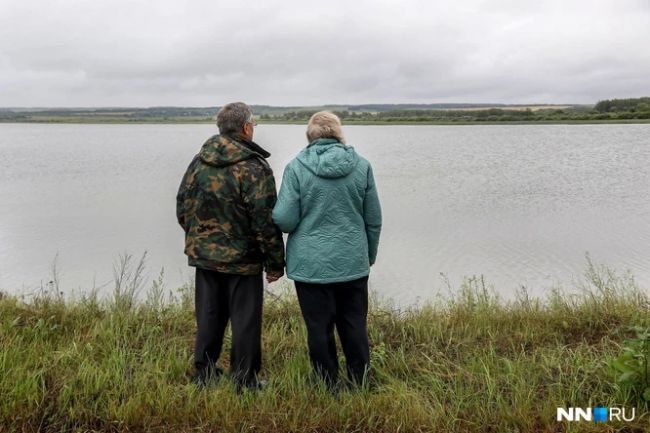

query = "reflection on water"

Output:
[[1, 123, 649, 305]]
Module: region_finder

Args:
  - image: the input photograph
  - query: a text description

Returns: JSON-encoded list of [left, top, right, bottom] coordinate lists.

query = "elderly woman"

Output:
[[272, 111, 382, 388]]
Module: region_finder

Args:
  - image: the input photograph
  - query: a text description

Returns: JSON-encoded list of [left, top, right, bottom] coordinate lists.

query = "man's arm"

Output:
[[363, 164, 382, 265], [176, 155, 200, 231], [243, 160, 286, 277]]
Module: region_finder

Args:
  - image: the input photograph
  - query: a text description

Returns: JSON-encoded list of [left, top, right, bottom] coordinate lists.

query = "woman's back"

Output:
[[273, 137, 381, 283]]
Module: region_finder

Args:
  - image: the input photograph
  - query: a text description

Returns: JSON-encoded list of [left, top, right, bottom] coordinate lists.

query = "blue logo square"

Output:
[[593, 407, 608, 423]]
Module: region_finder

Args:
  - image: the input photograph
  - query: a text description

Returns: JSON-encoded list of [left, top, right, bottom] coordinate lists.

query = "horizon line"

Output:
[[0, 102, 591, 110]]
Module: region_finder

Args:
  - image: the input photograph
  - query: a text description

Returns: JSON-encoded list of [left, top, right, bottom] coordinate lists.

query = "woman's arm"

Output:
[[363, 164, 382, 265], [272, 163, 302, 233]]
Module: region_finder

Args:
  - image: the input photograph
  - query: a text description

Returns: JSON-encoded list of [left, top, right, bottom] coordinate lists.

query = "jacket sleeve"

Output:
[[363, 164, 382, 265], [272, 164, 301, 233], [243, 160, 286, 274], [176, 155, 199, 232]]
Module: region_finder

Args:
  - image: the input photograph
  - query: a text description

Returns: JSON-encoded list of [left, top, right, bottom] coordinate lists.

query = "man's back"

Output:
[[176, 133, 285, 276]]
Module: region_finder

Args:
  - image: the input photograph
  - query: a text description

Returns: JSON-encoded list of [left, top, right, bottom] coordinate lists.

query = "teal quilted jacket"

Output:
[[272, 138, 382, 283]]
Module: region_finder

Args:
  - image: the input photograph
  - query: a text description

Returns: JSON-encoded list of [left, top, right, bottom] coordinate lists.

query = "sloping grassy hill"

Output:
[[1, 266, 648, 432]]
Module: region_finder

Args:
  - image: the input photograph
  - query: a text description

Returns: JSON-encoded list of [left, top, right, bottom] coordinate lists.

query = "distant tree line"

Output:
[[260, 98, 650, 123], [594, 97, 650, 113], [2, 97, 650, 123]]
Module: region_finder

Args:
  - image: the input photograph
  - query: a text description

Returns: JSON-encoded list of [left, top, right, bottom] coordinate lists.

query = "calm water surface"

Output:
[[1, 123, 649, 304]]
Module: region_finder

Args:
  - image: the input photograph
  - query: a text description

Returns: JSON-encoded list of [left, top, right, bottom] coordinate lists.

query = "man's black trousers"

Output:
[[295, 276, 370, 386], [194, 268, 263, 386]]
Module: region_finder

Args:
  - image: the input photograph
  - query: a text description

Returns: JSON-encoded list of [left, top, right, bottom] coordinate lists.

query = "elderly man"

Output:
[[176, 102, 285, 389]]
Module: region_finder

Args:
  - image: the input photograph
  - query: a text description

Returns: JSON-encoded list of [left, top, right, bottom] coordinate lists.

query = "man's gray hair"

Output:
[[216, 102, 253, 135], [306, 111, 346, 144]]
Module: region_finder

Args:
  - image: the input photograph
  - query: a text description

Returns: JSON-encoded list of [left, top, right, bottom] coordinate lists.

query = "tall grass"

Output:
[[1, 260, 649, 432]]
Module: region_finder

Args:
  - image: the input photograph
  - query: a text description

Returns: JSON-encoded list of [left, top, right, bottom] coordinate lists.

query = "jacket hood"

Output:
[[296, 138, 359, 179], [199, 134, 270, 167]]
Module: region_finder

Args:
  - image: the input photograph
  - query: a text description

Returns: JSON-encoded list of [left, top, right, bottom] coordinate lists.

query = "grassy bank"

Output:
[[1, 265, 649, 432]]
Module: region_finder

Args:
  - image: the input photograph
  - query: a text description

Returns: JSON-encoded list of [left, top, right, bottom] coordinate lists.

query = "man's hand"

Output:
[[266, 270, 283, 284]]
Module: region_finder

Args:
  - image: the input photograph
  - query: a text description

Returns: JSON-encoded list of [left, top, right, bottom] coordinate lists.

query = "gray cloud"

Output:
[[1, 0, 649, 106]]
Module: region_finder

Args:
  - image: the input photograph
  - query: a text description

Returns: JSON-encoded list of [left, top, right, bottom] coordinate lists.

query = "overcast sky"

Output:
[[1, 0, 649, 107]]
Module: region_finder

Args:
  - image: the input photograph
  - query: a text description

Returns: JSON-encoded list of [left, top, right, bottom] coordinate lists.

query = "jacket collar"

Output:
[[199, 133, 271, 167], [228, 133, 271, 158], [307, 137, 340, 148]]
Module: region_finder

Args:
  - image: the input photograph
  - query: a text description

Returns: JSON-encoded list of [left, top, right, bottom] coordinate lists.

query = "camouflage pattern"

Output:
[[176, 134, 285, 275]]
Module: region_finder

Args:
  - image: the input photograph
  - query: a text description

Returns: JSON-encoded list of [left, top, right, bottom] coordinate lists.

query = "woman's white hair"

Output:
[[306, 111, 346, 144]]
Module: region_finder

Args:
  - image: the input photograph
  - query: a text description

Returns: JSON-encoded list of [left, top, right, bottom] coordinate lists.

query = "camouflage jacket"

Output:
[[176, 134, 285, 275]]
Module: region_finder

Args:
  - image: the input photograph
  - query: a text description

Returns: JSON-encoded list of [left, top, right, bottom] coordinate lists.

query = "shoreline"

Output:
[[2, 118, 650, 125]]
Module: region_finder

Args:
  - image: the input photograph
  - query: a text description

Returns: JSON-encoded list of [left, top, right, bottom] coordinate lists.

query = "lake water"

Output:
[[1, 123, 649, 305]]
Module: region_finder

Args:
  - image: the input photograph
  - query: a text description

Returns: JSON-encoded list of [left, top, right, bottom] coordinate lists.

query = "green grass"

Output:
[[1, 262, 649, 432]]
